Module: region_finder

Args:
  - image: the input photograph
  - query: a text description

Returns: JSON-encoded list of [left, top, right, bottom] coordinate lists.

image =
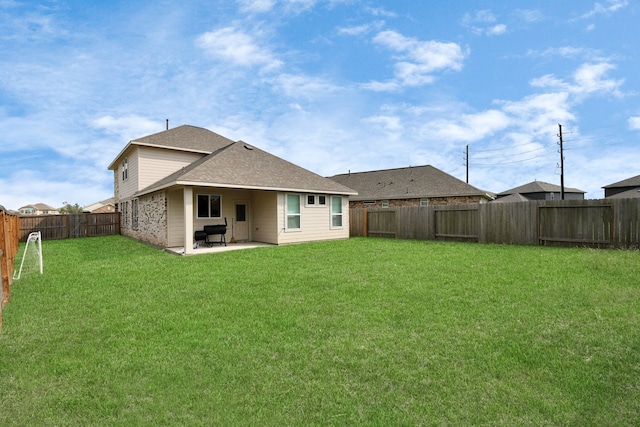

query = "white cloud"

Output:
[[196, 26, 283, 70], [368, 30, 466, 89], [572, 62, 623, 96], [462, 9, 507, 36], [513, 9, 544, 23], [629, 116, 640, 130], [575, 0, 628, 20], [337, 21, 385, 36], [236, 0, 324, 14], [92, 115, 162, 141], [237, 0, 277, 13], [270, 73, 341, 99], [529, 62, 623, 98], [500, 92, 575, 135], [364, 6, 397, 18], [487, 24, 507, 36], [527, 46, 599, 59], [464, 10, 497, 24], [361, 80, 401, 92], [420, 110, 510, 143], [363, 114, 403, 138]]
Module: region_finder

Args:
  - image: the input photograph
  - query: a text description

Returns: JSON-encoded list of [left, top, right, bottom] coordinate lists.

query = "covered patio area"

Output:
[[165, 241, 274, 256]]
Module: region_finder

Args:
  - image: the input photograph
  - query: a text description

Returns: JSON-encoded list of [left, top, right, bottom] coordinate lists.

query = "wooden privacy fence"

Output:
[[1, 207, 20, 330], [350, 198, 640, 249], [19, 213, 120, 241]]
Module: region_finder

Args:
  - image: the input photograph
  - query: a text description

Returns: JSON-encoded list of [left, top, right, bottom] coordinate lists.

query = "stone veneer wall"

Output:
[[349, 196, 483, 209], [120, 191, 168, 247]]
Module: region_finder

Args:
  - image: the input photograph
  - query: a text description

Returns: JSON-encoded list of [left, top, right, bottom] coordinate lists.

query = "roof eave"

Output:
[[349, 192, 491, 201], [134, 180, 358, 198]]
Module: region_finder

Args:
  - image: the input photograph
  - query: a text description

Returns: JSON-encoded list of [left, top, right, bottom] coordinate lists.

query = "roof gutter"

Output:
[[134, 180, 358, 198]]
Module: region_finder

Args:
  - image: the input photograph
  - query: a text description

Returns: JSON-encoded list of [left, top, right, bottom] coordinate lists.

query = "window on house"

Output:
[[197, 194, 221, 218], [382, 200, 389, 208], [331, 196, 343, 228], [286, 194, 301, 230], [306, 194, 327, 207], [420, 199, 429, 207], [122, 201, 129, 228], [122, 159, 128, 181], [132, 198, 139, 230]]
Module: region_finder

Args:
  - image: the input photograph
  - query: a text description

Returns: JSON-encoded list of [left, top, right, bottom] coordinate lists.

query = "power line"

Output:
[[471, 138, 551, 153], [471, 154, 550, 167], [471, 143, 554, 160]]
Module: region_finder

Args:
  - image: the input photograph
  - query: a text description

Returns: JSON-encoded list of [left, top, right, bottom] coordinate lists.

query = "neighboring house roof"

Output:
[[498, 180, 585, 196], [328, 165, 492, 201], [490, 193, 530, 203], [135, 140, 357, 197], [602, 173, 640, 189], [107, 125, 236, 169], [83, 197, 116, 212], [18, 203, 57, 211]]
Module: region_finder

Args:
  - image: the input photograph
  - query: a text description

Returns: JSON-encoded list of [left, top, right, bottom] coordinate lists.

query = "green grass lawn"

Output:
[[1, 236, 639, 426]]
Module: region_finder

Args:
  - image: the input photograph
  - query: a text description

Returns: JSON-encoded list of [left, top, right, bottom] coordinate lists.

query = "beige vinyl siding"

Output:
[[167, 188, 185, 247], [138, 146, 204, 191], [251, 191, 278, 244], [118, 148, 139, 199], [277, 192, 350, 244]]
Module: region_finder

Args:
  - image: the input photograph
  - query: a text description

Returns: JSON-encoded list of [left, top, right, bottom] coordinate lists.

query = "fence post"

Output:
[[363, 208, 367, 237], [1, 210, 10, 307], [1, 208, 20, 331]]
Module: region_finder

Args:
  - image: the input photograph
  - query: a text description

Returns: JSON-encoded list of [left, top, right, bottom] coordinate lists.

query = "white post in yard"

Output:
[[183, 186, 194, 255]]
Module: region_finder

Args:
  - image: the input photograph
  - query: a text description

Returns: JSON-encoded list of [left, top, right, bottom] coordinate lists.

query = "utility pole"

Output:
[[558, 123, 565, 200], [465, 144, 469, 183]]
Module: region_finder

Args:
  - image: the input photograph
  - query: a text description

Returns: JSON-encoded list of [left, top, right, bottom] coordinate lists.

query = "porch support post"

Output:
[[183, 186, 194, 255]]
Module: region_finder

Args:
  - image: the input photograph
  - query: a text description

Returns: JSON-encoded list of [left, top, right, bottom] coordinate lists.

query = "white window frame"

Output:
[[197, 194, 222, 218], [286, 194, 301, 231], [331, 196, 343, 228], [305, 194, 327, 207], [381, 200, 390, 208], [420, 199, 429, 207], [122, 158, 128, 181]]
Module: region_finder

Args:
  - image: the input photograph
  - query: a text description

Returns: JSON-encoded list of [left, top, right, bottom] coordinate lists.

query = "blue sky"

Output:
[[1, 0, 639, 210]]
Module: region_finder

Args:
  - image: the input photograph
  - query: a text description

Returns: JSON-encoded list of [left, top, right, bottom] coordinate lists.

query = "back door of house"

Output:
[[233, 202, 249, 241]]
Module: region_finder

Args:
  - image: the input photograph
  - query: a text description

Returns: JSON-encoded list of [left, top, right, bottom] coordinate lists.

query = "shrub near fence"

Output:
[[19, 213, 120, 241], [1, 206, 20, 330], [350, 198, 640, 249]]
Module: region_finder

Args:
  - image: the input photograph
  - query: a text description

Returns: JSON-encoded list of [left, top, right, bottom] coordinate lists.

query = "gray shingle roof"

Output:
[[328, 165, 491, 201], [137, 141, 357, 196], [131, 125, 235, 153], [490, 193, 530, 203], [498, 180, 584, 196], [108, 125, 235, 170], [602, 173, 640, 189]]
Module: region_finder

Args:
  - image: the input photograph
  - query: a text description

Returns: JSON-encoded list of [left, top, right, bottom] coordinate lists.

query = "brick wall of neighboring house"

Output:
[[349, 196, 483, 209], [120, 191, 168, 247]]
